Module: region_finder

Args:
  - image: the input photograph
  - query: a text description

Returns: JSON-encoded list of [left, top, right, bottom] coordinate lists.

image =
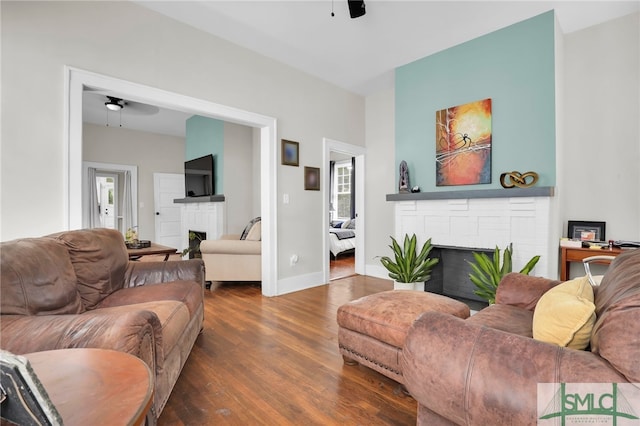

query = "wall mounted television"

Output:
[[185, 154, 215, 197]]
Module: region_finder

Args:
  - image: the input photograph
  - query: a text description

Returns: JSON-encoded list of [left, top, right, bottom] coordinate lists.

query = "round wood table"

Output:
[[25, 348, 154, 426]]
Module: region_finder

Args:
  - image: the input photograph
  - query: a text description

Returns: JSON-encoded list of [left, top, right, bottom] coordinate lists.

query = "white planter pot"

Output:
[[394, 281, 420, 291]]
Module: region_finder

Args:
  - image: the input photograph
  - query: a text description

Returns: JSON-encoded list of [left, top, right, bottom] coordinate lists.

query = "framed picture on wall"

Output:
[[304, 166, 320, 190], [281, 139, 299, 166], [567, 220, 606, 241]]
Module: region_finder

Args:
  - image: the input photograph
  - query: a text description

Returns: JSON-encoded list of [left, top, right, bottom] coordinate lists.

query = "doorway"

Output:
[[322, 138, 366, 284], [65, 67, 279, 296], [96, 173, 116, 229]]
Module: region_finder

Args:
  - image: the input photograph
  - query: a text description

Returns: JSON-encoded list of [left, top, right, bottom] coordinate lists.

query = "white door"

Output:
[[96, 172, 118, 230], [154, 173, 184, 250]]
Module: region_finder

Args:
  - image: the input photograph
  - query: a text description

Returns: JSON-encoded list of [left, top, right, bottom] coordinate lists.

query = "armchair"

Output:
[[401, 249, 640, 425], [200, 218, 261, 282]]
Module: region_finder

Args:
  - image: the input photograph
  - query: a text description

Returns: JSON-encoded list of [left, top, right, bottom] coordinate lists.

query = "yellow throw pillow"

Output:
[[532, 275, 596, 350]]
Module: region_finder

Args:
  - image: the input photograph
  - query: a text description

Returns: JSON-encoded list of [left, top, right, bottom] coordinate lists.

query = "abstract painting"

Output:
[[436, 98, 492, 186]]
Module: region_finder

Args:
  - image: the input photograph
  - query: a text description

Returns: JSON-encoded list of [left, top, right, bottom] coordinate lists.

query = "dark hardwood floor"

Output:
[[330, 253, 355, 280], [159, 275, 417, 425]]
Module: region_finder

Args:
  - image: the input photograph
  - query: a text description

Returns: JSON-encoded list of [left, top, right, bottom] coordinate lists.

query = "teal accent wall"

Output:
[[395, 11, 556, 191], [186, 115, 224, 193]]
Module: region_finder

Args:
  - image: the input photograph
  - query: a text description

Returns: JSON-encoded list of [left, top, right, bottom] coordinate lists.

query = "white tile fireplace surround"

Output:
[[179, 200, 225, 254], [390, 188, 557, 282]]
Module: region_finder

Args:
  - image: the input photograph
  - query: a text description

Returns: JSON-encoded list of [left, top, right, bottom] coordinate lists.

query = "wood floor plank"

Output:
[[159, 276, 416, 425]]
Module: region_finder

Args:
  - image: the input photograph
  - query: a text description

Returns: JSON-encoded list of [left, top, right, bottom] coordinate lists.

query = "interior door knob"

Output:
[[156, 212, 160, 215]]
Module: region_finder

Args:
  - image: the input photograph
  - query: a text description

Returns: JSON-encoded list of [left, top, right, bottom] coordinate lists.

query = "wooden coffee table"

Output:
[[24, 348, 153, 426], [127, 243, 178, 261]]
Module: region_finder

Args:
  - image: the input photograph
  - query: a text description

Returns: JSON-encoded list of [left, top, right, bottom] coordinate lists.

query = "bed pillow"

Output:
[[341, 219, 351, 229], [532, 275, 596, 350]]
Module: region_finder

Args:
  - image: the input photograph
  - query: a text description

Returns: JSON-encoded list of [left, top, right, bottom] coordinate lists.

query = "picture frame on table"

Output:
[[281, 139, 299, 166], [567, 220, 606, 241], [304, 166, 320, 191]]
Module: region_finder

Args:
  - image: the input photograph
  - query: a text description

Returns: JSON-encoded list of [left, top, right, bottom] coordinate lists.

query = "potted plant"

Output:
[[467, 243, 540, 304], [379, 234, 439, 290], [181, 231, 204, 258]]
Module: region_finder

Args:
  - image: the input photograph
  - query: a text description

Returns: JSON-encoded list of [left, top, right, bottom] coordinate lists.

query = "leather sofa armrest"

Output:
[[495, 272, 561, 311], [200, 239, 261, 255], [0, 310, 161, 376], [401, 311, 627, 426], [124, 258, 205, 289]]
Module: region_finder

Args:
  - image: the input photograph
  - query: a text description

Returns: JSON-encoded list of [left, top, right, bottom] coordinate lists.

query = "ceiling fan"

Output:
[[83, 88, 160, 116], [102, 95, 160, 116]]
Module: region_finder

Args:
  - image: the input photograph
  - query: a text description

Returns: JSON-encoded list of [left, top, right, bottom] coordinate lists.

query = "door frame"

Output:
[[64, 67, 279, 296], [82, 161, 138, 233], [322, 138, 366, 283]]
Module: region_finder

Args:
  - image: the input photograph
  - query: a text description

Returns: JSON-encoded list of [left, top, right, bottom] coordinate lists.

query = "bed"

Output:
[[329, 219, 356, 259]]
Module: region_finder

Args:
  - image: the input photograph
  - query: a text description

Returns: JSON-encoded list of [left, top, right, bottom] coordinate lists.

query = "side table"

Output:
[[19, 348, 153, 426]]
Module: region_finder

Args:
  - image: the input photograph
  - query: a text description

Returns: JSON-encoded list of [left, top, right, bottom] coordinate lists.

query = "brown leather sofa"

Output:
[[0, 228, 205, 419], [401, 249, 640, 425]]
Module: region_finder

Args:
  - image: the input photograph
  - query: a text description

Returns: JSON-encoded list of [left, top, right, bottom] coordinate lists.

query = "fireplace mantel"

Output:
[[174, 194, 225, 203], [386, 186, 554, 202]]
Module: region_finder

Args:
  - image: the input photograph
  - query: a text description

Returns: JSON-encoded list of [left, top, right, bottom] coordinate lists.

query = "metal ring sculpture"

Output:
[[499, 171, 539, 188]]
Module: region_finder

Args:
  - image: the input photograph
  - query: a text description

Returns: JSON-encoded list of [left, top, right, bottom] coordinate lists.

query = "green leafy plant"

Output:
[[379, 234, 439, 283], [181, 231, 204, 258], [467, 243, 540, 304]]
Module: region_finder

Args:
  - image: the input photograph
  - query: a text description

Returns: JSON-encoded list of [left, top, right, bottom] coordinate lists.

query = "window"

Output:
[[333, 161, 352, 220]]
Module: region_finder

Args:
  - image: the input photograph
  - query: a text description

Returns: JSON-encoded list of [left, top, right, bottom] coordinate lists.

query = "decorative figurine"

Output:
[[499, 171, 539, 188], [399, 160, 410, 193]]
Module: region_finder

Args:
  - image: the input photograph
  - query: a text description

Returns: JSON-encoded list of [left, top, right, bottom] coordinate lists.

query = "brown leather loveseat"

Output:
[[0, 228, 205, 419], [402, 249, 640, 425]]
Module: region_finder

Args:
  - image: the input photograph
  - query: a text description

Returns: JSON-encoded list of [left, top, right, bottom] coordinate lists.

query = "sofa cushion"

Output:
[[0, 238, 85, 315], [48, 228, 129, 310], [590, 249, 640, 382], [245, 220, 261, 241], [94, 301, 190, 364], [240, 217, 261, 240], [532, 275, 595, 350], [97, 281, 203, 318], [466, 304, 535, 337]]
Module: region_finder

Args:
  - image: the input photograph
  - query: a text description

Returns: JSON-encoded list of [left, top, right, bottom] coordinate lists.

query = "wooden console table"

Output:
[[24, 348, 153, 426], [128, 243, 178, 261], [560, 246, 625, 281]]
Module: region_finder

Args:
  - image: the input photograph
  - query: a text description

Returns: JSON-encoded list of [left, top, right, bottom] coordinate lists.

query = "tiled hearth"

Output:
[[393, 192, 558, 282]]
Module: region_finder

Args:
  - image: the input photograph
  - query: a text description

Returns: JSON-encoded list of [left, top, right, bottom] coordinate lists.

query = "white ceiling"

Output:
[[84, 0, 639, 137]]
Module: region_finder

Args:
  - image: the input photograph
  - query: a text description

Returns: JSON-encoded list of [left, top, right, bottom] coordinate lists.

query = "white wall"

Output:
[[562, 12, 640, 243], [223, 121, 256, 235], [363, 88, 396, 279], [1, 1, 364, 288], [363, 12, 640, 281], [83, 123, 184, 241]]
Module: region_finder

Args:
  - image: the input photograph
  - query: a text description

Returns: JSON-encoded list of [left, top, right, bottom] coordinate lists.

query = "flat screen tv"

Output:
[[185, 154, 215, 197]]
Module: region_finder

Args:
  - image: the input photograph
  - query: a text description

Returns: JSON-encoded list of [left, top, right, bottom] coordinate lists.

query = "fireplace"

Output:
[[425, 245, 494, 307], [188, 230, 206, 259], [391, 189, 558, 301]]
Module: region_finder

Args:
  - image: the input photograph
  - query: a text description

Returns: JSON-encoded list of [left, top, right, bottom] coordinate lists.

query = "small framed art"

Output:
[[281, 139, 299, 166], [304, 166, 320, 191], [567, 220, 606, 241]]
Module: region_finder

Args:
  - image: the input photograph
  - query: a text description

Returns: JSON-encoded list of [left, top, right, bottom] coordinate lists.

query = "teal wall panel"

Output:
[[186, 115, 224, 193], [395, 11, 556, 191]]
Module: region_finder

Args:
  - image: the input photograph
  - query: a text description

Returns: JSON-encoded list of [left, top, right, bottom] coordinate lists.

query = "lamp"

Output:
[[105, 96, 123, 111]]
